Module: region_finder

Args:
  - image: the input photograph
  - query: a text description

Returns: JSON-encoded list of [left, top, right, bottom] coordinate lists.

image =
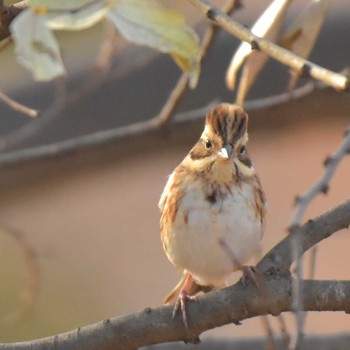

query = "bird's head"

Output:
[[185, 103, 254, 180]]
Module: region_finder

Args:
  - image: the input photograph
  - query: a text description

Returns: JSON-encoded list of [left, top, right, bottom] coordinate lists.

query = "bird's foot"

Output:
[[172, 291, 196, 328], [171, 273, 197, 328]]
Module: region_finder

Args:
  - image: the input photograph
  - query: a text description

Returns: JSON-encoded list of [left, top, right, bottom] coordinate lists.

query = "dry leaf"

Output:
[[12, 0, 200, 85], [44, 0, 119, 31], [11, 0, 119, 80], [280, 0, 330, 91], [108, 0, 200, 88], [226, 0, 293, 104], [10, 10, 65, 81]]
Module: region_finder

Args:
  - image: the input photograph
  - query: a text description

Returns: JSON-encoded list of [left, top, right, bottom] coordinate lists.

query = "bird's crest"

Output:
[[205, 103, 248, 145]]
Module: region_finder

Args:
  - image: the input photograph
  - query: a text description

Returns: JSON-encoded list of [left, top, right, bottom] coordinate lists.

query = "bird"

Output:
[[158, 103, 267, 327]]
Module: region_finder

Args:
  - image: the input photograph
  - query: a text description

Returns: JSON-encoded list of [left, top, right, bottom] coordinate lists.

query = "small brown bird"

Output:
[[159, 103, 267, 326]]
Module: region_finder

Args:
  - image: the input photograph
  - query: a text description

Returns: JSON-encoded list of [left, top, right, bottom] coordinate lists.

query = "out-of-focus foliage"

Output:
[[108, 0, 200, 88], [11, 10, 65, 81], [7, 0, 332, 100], [10, 0, 200, 85]]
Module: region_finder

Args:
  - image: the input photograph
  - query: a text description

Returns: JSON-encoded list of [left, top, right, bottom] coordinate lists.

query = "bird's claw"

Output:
[[172, 291, 196, 328], [241, 265, 264, 290]]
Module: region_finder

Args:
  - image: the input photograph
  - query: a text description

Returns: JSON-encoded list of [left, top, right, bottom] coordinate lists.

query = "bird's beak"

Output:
[[218, 144, 233, 159]]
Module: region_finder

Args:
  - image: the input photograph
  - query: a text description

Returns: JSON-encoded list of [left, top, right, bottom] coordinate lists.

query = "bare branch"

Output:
[[0, 90, 38, 118], [289, 245, 318, 350], [258, 199, 350, 275], [189, 0, 349, 91], [152, 0, 239, 128], [0, 1, 27, 41], [0, 77, 67, 154], [289, 126, 350, 229], [276, 314, 290, 348], [287, 124, 350, 349], [260, 316, 277, 350], [0, 199, 349, 350], [0, 82, 326, 167], [1, 279, 350, 350], [67, 22, 124, 107], [151, 73, 189, 128]]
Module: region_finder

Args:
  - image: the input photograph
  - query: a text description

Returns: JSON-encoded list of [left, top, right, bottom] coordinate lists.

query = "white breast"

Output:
[[164, 182, 263, 287]]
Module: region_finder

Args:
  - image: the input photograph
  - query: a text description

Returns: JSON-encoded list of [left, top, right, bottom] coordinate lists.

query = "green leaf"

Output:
[[108, 0, 200, 88], [10, 10, 65, 81]]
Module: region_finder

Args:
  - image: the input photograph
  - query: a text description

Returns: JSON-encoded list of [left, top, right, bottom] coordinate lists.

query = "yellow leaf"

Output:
[[108, 0, 200, 88]]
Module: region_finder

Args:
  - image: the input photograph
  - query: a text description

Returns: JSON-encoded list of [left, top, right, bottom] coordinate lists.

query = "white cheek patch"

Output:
[[236, 159, 255, 177]]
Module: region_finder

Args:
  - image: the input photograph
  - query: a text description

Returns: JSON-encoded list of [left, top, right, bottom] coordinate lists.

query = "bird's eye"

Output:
[[239, 145, 246, 155], [205, 139, 212, 149]]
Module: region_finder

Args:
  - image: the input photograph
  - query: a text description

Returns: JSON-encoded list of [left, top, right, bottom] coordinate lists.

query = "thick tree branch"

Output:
[[189, 0, 349, 91], [1, 279, 350, 350], [0, 199, 349, 350], [258, 198, 350, 275]]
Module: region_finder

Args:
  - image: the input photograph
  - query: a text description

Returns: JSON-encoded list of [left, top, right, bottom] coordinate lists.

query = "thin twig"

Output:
[[0, 77, 67, 153], [291, 245, 318, 349], [1, 21, 121, 152], [308, 247, 317, 282], [94, 21, 120, 72], [289, 235, 306, 350], [189, 0, 349, 91], [287, 125, 350, 350], [0, 82, 326, 167], [277, 314, 290, 348], [0, 21, 125, 152], [0, 90, 38, 118], [152, 0, 239, 128], [260, 316, 276, 350], [151, 73, 189, 128], [289, 126, 350, 228], [291, 245, 318, 347], [68, 21, 122, 106]]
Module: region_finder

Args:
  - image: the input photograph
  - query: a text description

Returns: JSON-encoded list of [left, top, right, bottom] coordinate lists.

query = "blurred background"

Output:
[[0, 0, 350, 344]]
